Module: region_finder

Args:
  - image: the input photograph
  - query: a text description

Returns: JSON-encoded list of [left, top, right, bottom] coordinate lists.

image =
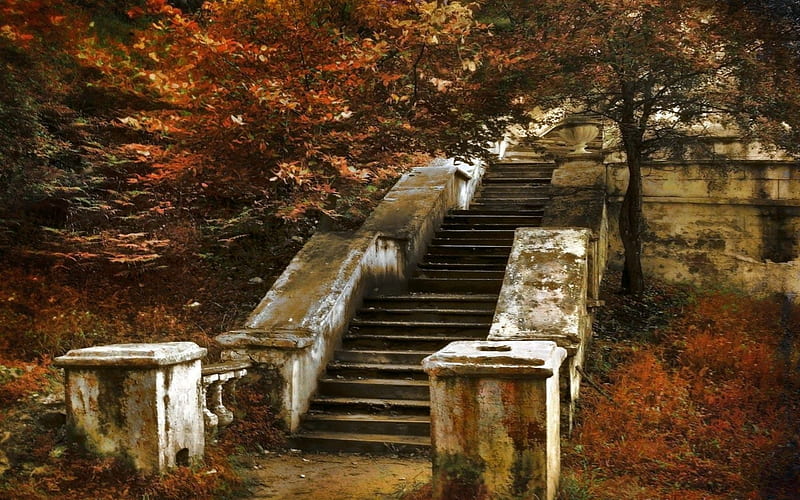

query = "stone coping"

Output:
[[54, 342, 206, 368], [217, 328, 315, 350], [422, 340, 566, 378]]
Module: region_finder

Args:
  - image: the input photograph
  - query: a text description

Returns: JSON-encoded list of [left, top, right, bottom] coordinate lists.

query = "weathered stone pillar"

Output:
[[54, 342, 207, 474], [422, 341, 567, 500]]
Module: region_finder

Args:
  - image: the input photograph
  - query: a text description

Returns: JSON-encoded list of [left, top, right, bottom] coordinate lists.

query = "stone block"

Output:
[[423, 341, 567, 500], [54, 342, 206, 474]]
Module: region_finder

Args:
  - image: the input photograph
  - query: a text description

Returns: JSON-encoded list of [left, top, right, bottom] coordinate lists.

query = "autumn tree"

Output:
[[476, 0, 800, 293]]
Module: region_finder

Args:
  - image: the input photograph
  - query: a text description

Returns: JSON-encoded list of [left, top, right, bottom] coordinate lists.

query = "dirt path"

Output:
[[236, 450, 431, 499]]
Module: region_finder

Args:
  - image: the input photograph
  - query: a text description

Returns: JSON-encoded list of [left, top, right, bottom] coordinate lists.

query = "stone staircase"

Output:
[[289, 161, 555, 453]]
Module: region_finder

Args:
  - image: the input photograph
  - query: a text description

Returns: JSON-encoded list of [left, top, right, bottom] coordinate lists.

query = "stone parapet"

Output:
[[54, 342, 207, 474], [423, 341, 567, 500], [489, 227, 593, 423]]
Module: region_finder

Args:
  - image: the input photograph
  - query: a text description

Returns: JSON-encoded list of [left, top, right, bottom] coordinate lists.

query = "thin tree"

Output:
[[478, 0, 800, 293]]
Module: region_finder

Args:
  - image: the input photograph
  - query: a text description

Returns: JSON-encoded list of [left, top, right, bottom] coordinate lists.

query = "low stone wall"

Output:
[[606, 160, 800, 298], [216, 159, 484, 430]]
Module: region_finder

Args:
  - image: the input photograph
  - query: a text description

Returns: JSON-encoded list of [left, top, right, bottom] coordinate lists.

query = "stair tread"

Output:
[[304, 413, 430, 423], [351, 319, 491, 327], [344, 334, 485, 341], [366, 293, 498, 300], [323, 366, 425, 374], [311, 396, 430, 407], [291, 431, 430, 445], [336, 348, 437, 354], [321, 375, 426, 383], [359, 307, 493, 314]]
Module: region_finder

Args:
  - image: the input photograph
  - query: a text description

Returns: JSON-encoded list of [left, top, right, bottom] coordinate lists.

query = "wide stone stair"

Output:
[[289, 161, 555, 453]]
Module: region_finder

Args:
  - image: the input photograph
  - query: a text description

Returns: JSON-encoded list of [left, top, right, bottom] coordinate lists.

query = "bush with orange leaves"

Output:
[[564, 290, 800, 499]]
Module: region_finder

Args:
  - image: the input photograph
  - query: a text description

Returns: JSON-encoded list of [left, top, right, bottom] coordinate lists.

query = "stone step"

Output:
[[438, 222, 540, 231], [444, 215, 543, 226], [333, 349, 431, 365], [481, 175, 552, 183], [308, 396, 431, 413], [426, 244, 512, 256], [318, 377, 429, 399], [435, 229, 516, 240], [413, 269, 506, 280], [469, 202, 549, 211], [420, 256, 509, 267], [288, 431, 430, 454], [408, 277, 504, 294], [357, 306, 494, 322], [450, 209, 545, 216], [417, 262, 508, 271], [350, 319, 491, 334], [301, 413, 430, 436], [342, 333, 487, 351], [431, 236, 513, 246], [325, 361, 428, 380], [362, 294, 498, 310]]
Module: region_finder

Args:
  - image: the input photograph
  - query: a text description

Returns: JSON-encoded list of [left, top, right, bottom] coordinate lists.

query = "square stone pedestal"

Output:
[[422, 341, 566, 500], [54, 342, 207, 474]]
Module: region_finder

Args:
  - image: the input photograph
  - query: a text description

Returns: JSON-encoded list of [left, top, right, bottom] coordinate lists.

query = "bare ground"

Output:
[[234, 451, 431, 500]]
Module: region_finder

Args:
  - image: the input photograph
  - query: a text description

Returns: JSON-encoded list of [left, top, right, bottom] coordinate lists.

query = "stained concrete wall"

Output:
[[606, 161, 800, 297], [216, 159, 484, 430]]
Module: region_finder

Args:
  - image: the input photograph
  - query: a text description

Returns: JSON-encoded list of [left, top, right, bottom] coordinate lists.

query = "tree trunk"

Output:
[[619, 82, 646, 294], [619, 145, 645, 294]]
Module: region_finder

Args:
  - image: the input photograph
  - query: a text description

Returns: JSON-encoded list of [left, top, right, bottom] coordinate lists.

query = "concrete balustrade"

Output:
[[202, 360, 250, 440], [216, 158, 484, 430], [423, 341, 567, 500], [54, 342, 207, 474]]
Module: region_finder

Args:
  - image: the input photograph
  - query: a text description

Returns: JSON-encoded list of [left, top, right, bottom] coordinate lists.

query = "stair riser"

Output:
[[302, 419, 430, 436], [439, 224, 539, 231], [422, 255, 509, 265], [327, 367, 428, 380], [318, 381, 429, 400], [432, 237, 513, 246], [427, 246, 511, 256], [350, 324, 491, 335], [482, 175, 552, 181], [413, 269, 506, 279], [443, 217, 543, 226], [408, 279, 503, 294], [435, 230, 516, 240], [309, 399, 430, 415], [357, 310, 494, 322], [288, 437, 429, 454], [334, 351, 428, 365], [363, 298, 497, 310], [342, 337, 482, 351]]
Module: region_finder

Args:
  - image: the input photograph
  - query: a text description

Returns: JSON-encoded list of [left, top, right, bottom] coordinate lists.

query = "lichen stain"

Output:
[[434, 453, 489, 500]]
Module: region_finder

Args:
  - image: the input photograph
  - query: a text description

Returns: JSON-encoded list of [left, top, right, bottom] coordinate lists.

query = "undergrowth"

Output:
[[562, 277, 800, 499]]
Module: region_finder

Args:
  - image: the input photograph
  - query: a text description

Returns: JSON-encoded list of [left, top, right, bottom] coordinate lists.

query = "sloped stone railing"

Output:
[[201, 360, 251, 440], [215, 158, 485, 430]]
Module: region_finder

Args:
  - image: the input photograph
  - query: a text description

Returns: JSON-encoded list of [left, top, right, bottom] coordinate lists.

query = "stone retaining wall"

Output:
[[606, 161, 800, 297]]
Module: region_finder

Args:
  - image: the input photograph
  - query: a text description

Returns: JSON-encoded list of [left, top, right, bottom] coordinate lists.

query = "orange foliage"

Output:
[[569, 292, 800, 499], [0, 357, 51, 405]]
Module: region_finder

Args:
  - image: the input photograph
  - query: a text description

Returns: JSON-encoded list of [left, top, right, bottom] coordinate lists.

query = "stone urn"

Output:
[[557, 115, 602, 155]]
